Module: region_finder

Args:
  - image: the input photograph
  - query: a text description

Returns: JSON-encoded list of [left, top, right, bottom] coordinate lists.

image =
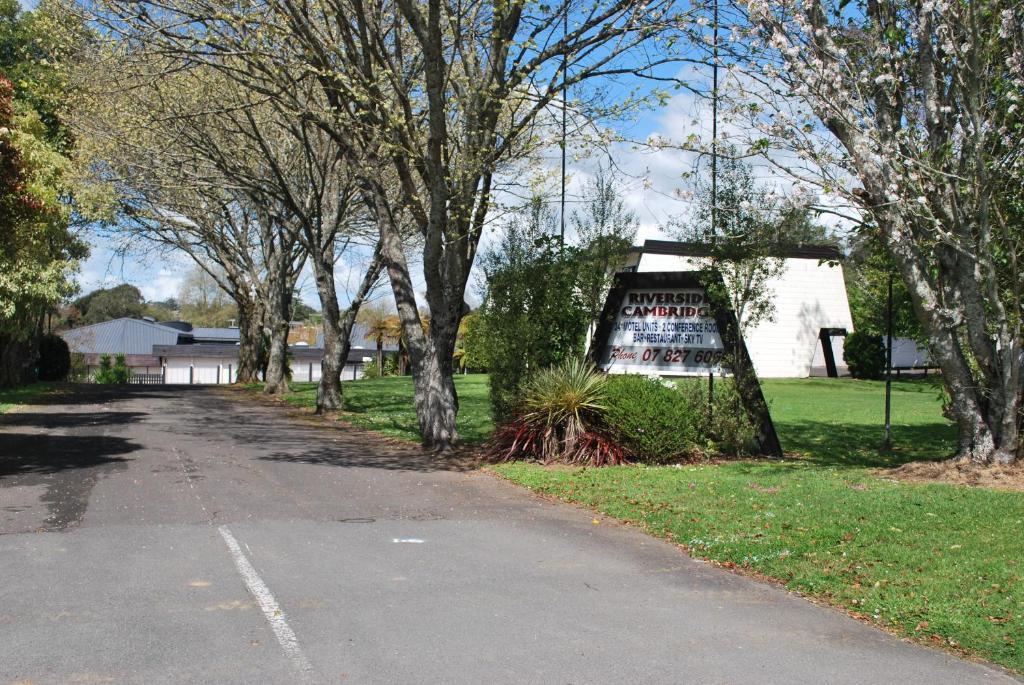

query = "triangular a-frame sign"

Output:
[[587, 270, 782, 458]]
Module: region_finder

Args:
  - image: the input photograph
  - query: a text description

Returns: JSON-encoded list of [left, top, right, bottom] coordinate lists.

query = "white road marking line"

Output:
[[392, 538, 425, 543], [218, 526, 314, 677]]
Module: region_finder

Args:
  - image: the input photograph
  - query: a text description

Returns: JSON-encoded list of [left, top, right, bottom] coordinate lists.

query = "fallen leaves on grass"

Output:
[[886, 460, 1024, 491]]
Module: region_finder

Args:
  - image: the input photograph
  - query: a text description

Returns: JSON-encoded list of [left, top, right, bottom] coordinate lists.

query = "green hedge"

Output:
[[37, 333, 70, 381], [845, 330, 885, 380], [602, 374, 703, 463]]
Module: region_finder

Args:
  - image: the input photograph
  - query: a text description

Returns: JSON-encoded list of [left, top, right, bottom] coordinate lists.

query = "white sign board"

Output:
[[597, 287, 725, 375]]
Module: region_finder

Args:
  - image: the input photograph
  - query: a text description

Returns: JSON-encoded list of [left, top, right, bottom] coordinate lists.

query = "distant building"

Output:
[[61, 318, 191, 377], [315, 323, 400, 355], [60, 317, 377, 384], [622, 240, 855, 378]]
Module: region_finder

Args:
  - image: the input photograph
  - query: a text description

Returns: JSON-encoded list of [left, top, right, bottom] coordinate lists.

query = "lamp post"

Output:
[[884, 272, 893, 448], [559, 2, 569, 246], [710, 0, 719, 243]]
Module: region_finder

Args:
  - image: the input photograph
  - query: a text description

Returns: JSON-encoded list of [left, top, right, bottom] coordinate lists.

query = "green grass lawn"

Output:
[[495, 378, 1024, 673], [764, 377, 955, 467], [0, 382, 55, 414], [275, 374, 493, 443], [268, 373, 1023, 672]]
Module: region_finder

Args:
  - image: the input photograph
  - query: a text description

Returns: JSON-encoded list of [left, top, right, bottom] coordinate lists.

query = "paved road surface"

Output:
[[0, 385, 1017, 684]]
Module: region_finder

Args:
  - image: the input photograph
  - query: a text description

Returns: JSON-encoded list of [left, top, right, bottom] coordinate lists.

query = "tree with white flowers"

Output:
[[703, 0, 1024, 464]]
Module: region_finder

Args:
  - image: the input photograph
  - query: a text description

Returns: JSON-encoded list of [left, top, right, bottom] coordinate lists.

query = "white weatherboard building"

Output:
[[622, 241, 855, 378], [61, 318, 382, 384]]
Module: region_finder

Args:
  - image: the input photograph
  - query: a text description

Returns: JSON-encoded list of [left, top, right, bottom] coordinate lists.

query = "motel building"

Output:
[[61, 318, 389, 384], [617, 240, 857, 378]]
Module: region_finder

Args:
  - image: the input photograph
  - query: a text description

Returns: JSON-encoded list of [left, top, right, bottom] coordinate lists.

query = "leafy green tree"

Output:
[[845, 235, 923, 341], [479, 198, 590, 421], [36, 331, 70, 380], [0, 93, 83, 383], [76, 284, 146, 324], [0, 0, 88, 387], [290, 296, 318, 324], [571, 167, 638, 339], [177, 267, 237, 327], [143, 298, 179, 322], [454, 311, 487, 372]]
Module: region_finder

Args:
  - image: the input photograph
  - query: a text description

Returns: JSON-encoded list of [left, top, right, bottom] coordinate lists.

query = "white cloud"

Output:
[[76, 239, 190, 302], [81, 79, 860, 313]]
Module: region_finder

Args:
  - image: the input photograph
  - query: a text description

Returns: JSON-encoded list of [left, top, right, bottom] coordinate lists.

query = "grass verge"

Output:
[[494, 378, 1024, 674], [257, 373, 1023, 672], [0, 382, 55, 414], [263, 374, 493, 443]]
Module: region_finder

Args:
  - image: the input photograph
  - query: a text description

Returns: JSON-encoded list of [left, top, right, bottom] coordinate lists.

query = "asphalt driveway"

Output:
[[0, 385, 1017, 684]]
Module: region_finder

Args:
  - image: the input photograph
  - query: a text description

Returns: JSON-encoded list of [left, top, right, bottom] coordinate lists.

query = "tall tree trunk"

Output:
[[878, 201, 1016, 464], [314, 269, 343, 411], [311, 251, 343, 411], [367, 185, 460, 449], [263, 285, 292, 396], [833, 131, 1023, 466], [235, 300, 265, 384], [398, 340, 408, 376], [312, 242, 383, 413]]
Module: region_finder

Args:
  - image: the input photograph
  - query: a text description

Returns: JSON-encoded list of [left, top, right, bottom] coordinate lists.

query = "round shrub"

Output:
[[844, 330, 885, 380], [37, 333, 71, 381], [602, 374, 701, 463]]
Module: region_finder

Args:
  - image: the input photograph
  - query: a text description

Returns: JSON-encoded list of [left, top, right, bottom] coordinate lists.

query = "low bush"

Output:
[[603, 374, 703, 462], [362, 359, 380, 379], [95, 353, 130, 384], [707, 378, 759, 455], [845, 330, 885, 380], [490, 361, 764, 465], [489, 358, 626, 466], [37, 333, 70, 381]]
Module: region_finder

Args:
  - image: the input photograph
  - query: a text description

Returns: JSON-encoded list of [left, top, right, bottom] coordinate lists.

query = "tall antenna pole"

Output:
[[560, 1, 569, 245], [710, 0, 719, 243]]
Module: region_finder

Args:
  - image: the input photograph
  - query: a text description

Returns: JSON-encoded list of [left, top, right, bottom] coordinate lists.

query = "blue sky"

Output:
[[69, 4, 726, 310], [75, 103, 694, 309], [76, 86, 723, 309], [70, 8, 847, 313]]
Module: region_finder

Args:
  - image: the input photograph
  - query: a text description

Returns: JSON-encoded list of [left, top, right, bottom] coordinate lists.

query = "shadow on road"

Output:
[[11, 383, 182, 407], [0, 434, 136, 477], [257, 442, 480, 473], [0, 411, 148, 429]]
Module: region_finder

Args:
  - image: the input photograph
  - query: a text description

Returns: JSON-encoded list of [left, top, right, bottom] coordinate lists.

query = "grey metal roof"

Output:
[[315, 322, 399, 352], [192, 327, 241, 343], [153, 343, 246, 359], [61, 318, 192, 355]]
